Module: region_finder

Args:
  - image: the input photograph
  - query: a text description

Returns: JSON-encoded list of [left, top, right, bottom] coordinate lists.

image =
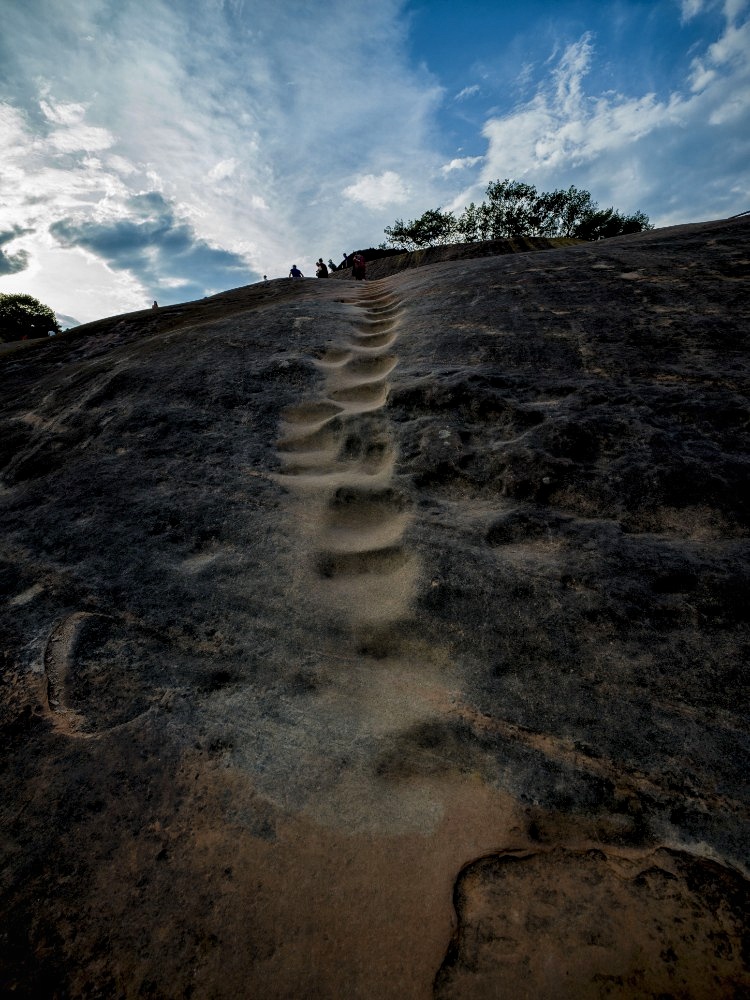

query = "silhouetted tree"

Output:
[[0, 293, 61, 342], [539, 185, 597, 237], [383, 180, 653, 248], [476, 180, 541, 239], [381, 208, 457, 250]]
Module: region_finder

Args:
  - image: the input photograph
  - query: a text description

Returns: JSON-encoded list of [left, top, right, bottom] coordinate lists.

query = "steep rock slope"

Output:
[[0, 217, 748, 998]]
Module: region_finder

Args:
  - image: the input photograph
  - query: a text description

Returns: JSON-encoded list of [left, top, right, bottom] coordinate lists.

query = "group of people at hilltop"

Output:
[[288, 252, 366, 281]]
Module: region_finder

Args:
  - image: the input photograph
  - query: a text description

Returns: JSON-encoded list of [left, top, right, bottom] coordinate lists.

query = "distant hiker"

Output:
[[289, 265, 303, 279], [340, 253, 348, 270], [263, 274, 268, 282], [316, 258, 329, 278], [152, 300, 159, 309], [352, 253, 366, 281]]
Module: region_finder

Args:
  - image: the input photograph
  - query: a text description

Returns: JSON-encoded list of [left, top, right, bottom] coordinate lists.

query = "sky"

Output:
[[1, 0, 749, 327]]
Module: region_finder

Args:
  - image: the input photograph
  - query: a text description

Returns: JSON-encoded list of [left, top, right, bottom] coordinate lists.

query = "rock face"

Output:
[[0, 217, 748, 998]]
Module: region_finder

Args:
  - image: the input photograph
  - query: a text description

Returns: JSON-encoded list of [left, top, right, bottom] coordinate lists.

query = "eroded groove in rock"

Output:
[[320, 511, 410, 552], [315, 348, 353, 368], [353, 317, 398, 332], [43, 611, 98, 729], [316, 546, 410, 579], [337, 354, 398, 383], [277, 424, 341, 454], [327, 383, 389, 408], [277, 453, 341, 476], [325, 484, 411, 521], [43, 611, 174, 737], [350, 330, 399, 350], [280, 400, 344, 425], [366, 302, 402, 315], [275, 286, 415, 630]]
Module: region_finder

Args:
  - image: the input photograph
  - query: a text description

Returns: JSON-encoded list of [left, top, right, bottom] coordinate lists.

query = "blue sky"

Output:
[[1, 0, 748, 326]]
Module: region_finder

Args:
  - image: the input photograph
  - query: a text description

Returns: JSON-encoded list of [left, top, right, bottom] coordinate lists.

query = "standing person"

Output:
[[340, 252, 349, 270], [315, 258, 329, 278], [352, 253, 366, 280], [289, 264, 303, 279]]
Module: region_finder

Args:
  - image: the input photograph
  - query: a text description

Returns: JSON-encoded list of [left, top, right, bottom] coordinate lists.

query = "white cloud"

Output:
[[342, 171, 410, 210], [107, 155, 139, 176], [39, 99, 88, 126], [689, 59, 718, 91], [47, 125, 116, 154], [725, 0, 749, 23], [682, 0, 748, 25], [455, 85, 480, 102], [707, 15, 750, 62], [680, 0, 706, 22], [441, 156, 483, 175], [0, 101, 127, 223], [208, 158, 240, 182]]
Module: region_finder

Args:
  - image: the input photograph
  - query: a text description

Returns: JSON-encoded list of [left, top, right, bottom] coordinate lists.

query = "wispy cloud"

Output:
[[450, 13, 750, 225], [454, 85, 480, 101], [680, 0, 707, 22], [680, 0, 748, 27]]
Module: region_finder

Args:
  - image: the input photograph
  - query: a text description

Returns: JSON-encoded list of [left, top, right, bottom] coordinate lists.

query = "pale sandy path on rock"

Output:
[[268, 282, 523, 995], [276, 285, 419, 635]]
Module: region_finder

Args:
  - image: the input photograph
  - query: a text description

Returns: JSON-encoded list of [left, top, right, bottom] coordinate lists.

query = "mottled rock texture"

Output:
[[1, 217, 748, 998]]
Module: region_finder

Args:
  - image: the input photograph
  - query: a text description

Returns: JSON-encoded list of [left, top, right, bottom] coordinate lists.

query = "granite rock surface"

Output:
[[1, 217, 749, 998]]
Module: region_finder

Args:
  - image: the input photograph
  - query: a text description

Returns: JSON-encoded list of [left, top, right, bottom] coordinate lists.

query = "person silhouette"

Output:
[[352, 253, 366, 280]]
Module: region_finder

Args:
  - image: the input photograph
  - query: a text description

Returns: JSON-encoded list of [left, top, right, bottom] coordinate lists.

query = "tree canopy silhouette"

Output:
[[382, 179, 653, 250], [0, 293, 61, 343]]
